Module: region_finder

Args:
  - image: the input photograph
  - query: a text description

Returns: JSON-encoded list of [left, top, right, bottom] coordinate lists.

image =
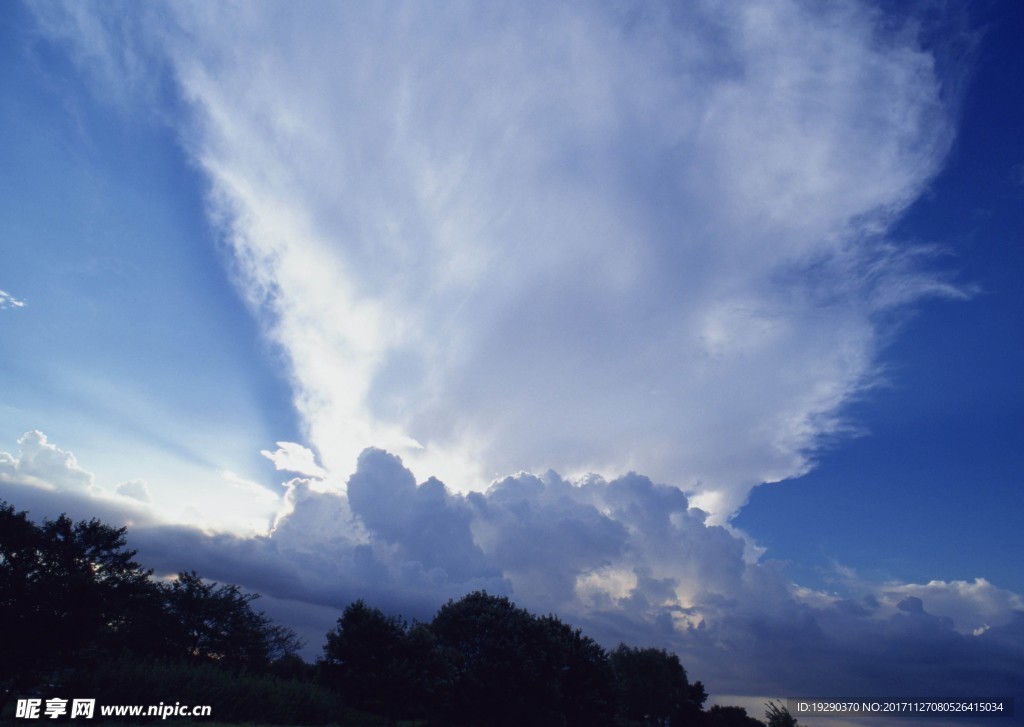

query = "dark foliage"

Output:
[[609, 643, 707, 726], [705, 705, 766, 727], [430, 591, 564, 726], [320, 600, 444, 719], [321, 592, 620, 726], [538, 615, 618, 727], [321, 592, 799, 727], [2, 500, 805, 727], [0, 502, 159, 689], [764, 700, 799, 727], [162, 571, 303, 671], [60, 656, 349, 725], [0, 501, 301, 697]]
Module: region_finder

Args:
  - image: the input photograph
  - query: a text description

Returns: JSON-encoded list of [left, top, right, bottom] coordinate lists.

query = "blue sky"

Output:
[[734, 3, 1024, 595], [2, 1, 1022, 720]]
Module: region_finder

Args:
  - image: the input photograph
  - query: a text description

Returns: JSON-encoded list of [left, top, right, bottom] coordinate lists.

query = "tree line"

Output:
[[0, 501, 800, 726], [320, 594, 798, 727]]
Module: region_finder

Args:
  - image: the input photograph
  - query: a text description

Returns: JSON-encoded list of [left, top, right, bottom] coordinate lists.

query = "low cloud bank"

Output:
[[4, 437, 1019, 707]]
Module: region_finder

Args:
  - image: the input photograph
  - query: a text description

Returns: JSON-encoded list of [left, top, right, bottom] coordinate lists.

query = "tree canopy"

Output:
[[163, 570, 303, 670], [1, 502, 158, 687], [0, 501, 300, 691], [320, 590, 802, 727]]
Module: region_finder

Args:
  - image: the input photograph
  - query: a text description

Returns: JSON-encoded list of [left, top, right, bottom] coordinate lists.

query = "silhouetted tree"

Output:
[[0, 502, 49, 687], [161, 570, 301, 671], [430, 591, 567, 726], [322, 600, 420, 718], [689, 680, 709, 711], [269, 652, 313, 682], [0, 502, 158, 688], [610, 644, 702, 726], [1, 498, 818, 727], [315, 590, 787, 727], [538, 615, 617, 727], [764, 700, 799, 727], [705, 704, 765, 727], [400, 620, 458, 720]]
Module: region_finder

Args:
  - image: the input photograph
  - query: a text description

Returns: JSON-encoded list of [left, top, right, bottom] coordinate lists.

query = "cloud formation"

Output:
[[271, 452, 1024, 707], [13, 3, 1019, 713], [3, 433, 1020, 710], [0, 430, 93, 492], [260, 442, 327, 479], [0, 432, 159, 527], [0, 289, 27, 310], [34, 1, 969, 519], [114, 478, 151, 503]]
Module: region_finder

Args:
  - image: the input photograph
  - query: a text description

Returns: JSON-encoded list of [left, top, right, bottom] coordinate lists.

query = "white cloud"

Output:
[[114, 478, 151, 503], [880, 578, 1024, 635], [0, 289, 27, 310], [4, 436, 1018, 706], [260, 441, 327, 479], [35, 1, 970, 521], [0, 430, 93, 491], [0, 433, 164, 528], [96, 447, 1019, 706], [0, 432, 279, 533]]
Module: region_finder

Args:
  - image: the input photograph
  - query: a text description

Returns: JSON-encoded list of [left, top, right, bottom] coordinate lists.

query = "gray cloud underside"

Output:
[[6, 446, 1019, 708]]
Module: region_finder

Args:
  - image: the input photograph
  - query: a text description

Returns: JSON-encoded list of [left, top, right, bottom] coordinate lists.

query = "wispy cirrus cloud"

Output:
[[0, 289, 27, 310]]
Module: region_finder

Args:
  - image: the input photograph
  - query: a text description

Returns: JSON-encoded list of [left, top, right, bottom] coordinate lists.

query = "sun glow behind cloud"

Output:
[[34, 2, 966, 522]]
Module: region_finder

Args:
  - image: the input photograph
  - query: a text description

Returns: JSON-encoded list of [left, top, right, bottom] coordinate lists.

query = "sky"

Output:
[[1, 1, 1022, 722]]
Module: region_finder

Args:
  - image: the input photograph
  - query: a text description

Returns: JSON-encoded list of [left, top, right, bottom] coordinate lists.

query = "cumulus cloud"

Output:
[[0, 430, 94, 492], [34, 1, 970, 520], [92, 447, 1018, 708], [0, 433, 162, 528], [881, 578, 1024, 635], [283, 452, 1024, 704], [3, 432, 1018, 708]]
